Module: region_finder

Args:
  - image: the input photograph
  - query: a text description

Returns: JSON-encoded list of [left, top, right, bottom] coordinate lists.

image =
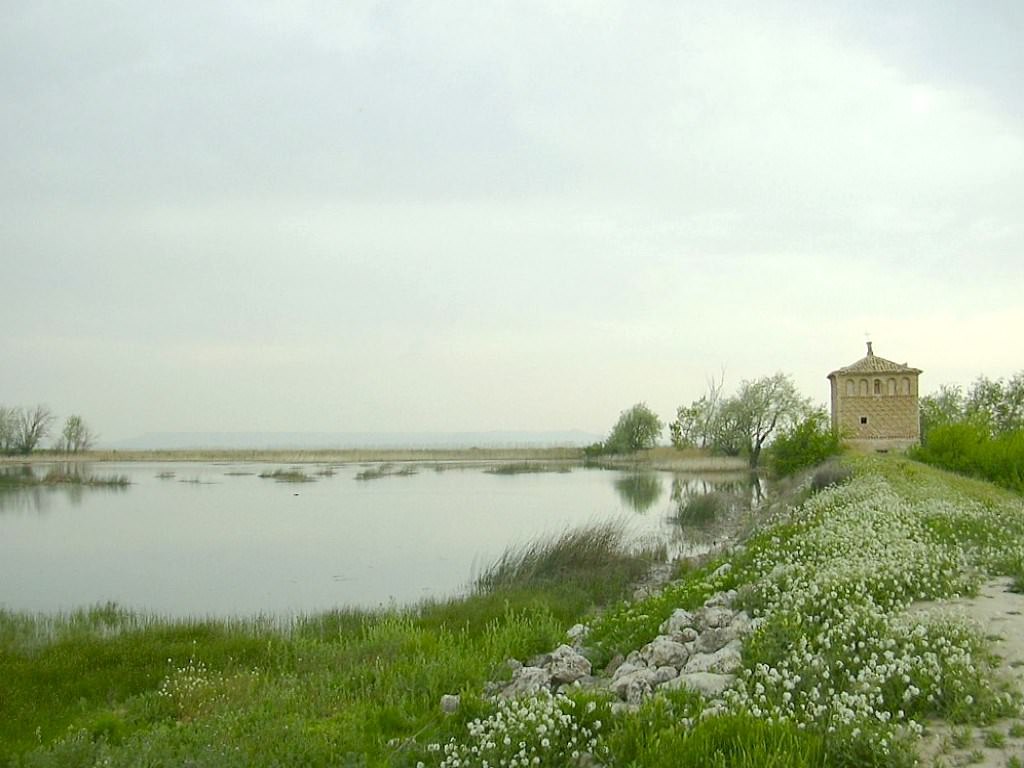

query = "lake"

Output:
[[0, 461, 755, 618]]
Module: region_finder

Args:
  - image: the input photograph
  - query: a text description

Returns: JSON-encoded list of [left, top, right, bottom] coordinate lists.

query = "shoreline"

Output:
[[0, 446, 750, 472]]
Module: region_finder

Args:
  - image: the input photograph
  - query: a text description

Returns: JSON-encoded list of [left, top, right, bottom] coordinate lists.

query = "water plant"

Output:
[[257, 468, 313, 483], [354, 463, 419, 481], [473, 519, 659, 602]]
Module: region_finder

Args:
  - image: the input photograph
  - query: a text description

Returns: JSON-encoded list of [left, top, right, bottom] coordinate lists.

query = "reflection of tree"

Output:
[[0, 463, 123, 514], [614, 472, 663, 513], [669, 471, 765, 546]]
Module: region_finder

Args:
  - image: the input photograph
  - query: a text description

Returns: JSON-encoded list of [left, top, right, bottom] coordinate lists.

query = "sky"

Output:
[[2, 1, 1022, 444]]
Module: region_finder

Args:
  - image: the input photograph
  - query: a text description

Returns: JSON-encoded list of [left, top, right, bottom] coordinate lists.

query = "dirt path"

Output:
[[915, 578, 1024, 767]]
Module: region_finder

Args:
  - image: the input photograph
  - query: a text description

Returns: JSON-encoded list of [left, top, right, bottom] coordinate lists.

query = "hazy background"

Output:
[[2, 1, 1021, 445]]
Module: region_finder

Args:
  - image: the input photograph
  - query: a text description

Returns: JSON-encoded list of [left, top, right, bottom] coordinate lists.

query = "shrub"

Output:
[[768, 411, 842, 478], [810, 461, 853, 493]]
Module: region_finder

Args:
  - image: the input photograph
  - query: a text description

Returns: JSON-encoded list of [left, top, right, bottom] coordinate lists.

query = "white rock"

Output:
[[653, 665, 679, 684], [566, 623, 589, 643], [683, 640, 742, 675], [710, 563, 732, 580], [440, 694, 460, 714], [640, 636, 690, 668], [659, 608, 696, 636], [546, 644, 592, 685], [611, 661, 645, 681], [500, 666, 551, 699], [697, 605, 734, 629], [610, 668, 659, 700], [662, 672, 736, 698], [626, 676, 654, 705]]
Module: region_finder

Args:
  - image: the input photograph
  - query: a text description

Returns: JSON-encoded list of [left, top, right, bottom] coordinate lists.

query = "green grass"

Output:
[[0, 467, 129, 488], [483, 461, 572, 475], [0, 521, 656, 767], [256, 468, 314, 483], [473, 519, 659, 602], [354, 463, 419, 481], [675, 490, 726, 523], [7, 455, 1024, 767]]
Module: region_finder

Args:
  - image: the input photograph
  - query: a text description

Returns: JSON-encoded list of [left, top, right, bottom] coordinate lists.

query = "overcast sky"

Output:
[[2, 1, 1022, 443]]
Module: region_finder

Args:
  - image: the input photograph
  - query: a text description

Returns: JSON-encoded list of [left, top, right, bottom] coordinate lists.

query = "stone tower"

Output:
[[827, 342, 922, 451]]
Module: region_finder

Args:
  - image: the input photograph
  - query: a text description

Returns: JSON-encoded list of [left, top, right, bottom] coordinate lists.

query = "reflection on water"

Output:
[[613, 472, 662, 513], [0, 461, 763, 617], [0, 463, 129, 513], [665, 472, 764, 555]]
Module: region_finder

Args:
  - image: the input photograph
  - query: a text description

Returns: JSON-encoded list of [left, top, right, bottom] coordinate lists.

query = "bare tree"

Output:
[[57, 414, 95, 453], [15, 405, 54, 454], [0, 406, 17, 454]]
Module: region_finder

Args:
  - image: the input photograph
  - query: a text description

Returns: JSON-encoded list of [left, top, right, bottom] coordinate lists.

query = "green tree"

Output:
[[919, 384, 966, 441], [605, 402, 664, 453], [768, 409, 842, 477], [727, 373, 813, 468], [670, 372, 726, 449]]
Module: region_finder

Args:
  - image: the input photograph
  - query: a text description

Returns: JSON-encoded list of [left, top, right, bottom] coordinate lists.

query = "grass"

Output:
[[0, 467, 129, 488], [0, 520, 655, 767], [483, 461, 572, 475], [473, 519, 660, 600], [6, 455, 1024, 767], [674, 490, 727, 523], [354, 463, 419, 481], [256, 468, 314, 483]]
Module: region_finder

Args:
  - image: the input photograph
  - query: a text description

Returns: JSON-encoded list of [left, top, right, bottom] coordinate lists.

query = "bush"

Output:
[[768, 412, 842, 477], [810, 461, 853, 493], [911, 424, 1024, 492]]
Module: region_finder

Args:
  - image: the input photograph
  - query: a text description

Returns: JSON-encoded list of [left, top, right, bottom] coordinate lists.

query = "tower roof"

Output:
[[827, 342, 922, 379]]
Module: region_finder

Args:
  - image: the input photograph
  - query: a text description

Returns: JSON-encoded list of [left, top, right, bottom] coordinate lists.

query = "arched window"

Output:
[[846, 379, 855, 397], [901, 378, 910, 395], [887, 378, 896, 396], [873, 379, 881, 395], [860, 379, 868, 396]]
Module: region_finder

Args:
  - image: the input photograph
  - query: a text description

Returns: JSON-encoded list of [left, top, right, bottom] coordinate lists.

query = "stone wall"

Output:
[[832, 374, 920, 448]]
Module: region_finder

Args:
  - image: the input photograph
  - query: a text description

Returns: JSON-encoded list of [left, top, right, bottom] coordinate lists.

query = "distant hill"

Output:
[[101, 431, 603, 451]]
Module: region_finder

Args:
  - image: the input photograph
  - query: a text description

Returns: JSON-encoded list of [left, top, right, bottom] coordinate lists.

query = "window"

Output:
[[860, 416, 868, 425], [873, 379, 881, 395], [901, 378, 910, 395], [860, 379, 868, 396], [887, 378, 896, 396], [846, 379, 855, 397]]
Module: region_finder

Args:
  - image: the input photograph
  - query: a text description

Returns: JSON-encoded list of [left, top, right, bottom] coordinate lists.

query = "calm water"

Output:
[[0, 462, 754, 618]]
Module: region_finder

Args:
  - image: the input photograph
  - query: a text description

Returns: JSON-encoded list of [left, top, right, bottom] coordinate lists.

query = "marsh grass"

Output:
[[675, 490, 728, 523], [484, 461, 573, 475], [354, 463, 419, 481], [473, 520, 660, 606], [0, 467, 129, 488], [256, 468, 314, 483]]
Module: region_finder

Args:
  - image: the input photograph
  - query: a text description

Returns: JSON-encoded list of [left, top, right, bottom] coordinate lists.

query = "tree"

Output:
[[670, 371, 727, 449], [14, 405, 54, 454], [768, 409, 842, 477], [0, 406, 17, 454], [964, 373, 1024, 436], [919, 384, 966, 441], [605, 402, 664, 453], [730, 373, 813, 468], [57, 414, 95, 453]]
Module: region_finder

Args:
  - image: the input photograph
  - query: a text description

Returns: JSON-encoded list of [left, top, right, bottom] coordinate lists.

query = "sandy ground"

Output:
[[914, 577, 1024, 767]]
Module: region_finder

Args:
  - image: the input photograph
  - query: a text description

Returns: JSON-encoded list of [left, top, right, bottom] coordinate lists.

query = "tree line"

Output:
[[0, 405, 95, 455], [912, 371, 1024, 492], [592, 372, 840, 475]]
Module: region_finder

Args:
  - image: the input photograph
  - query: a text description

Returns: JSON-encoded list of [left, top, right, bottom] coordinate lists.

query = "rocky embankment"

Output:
[[447, 563, 753, 719]]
